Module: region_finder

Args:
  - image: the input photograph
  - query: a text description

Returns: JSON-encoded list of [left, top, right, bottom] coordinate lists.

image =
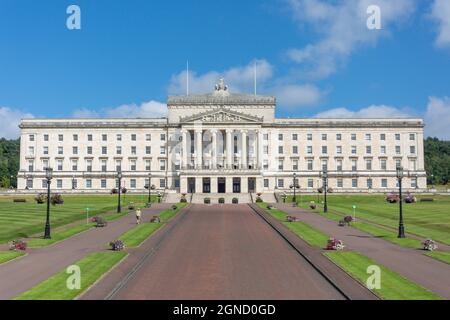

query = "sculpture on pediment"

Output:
[[214, 78, 228, 92]]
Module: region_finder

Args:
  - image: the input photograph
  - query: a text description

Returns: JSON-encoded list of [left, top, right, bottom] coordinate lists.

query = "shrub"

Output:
[[218, 197, 225, 204], [386, 193, 399, 203], [171, 204, 178, 210], [326, 238, 345, 250], [180, 198, 187, 203], [13, 198, 27, 203], [128, 203, 136, 210], [404, 195, 417, 203], [121, 187, 127, 194], [267, 204, 273, 210], [95, 216, 107, 227], [204, 198, 211, 204], [9, 240, 27, 251], [286, 216, 299, 222], [344, 216, 354, 225], [50, 194, 64, 205], [35, 193, 46, 204], [256, 192, 262, 197], [109, 240, 125, 251], [255, 196, 263, 203], [317, 187, 323, 194], [309, 201, 316, 210], [111, 188, 118, 194], [232, 198, 238, 204], [150, 215, 161, 223], [422, 239, 438, 251]]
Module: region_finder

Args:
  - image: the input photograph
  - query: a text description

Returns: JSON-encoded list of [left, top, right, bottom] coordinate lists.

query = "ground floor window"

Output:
[[381, 179, 388, 188], [411, 178, 417, 188], [337, 178, 343, 188], [277, 179, 284, 188], [101, 179, 107, 188], [174, 178, 180, 188], [352, 178, 358, 188], [26, 179, 33, 189], [367, 179, 373, 189], [160, 179, 166, 188], [86, 179, 92, 188], [130, 179, 136, 189], [264, 179, 269, 188], [308, 179, 313, 188], [57, 179, 62, 189], [42, 179, 47, 188]]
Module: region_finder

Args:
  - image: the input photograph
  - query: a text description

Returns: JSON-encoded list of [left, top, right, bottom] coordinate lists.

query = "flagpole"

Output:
[[186, 60, 189, 96]]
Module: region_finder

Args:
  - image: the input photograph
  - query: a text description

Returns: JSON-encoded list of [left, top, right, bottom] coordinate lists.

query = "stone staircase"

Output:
[[191, 193, 252, 204]]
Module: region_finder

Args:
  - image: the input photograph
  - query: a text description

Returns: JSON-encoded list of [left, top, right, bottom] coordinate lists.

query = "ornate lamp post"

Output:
[[117, 170, 122, 213], [322, 168, 328, 213], [43, 167, 53, 239], [147, 172, 152, 207], [291, 172, 297, 203], [397, 166, 405, 238]]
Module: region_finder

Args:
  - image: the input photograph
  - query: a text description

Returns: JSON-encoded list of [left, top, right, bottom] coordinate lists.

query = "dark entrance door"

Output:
[[188, 178, 195, 193], [233, 178, 241, 193], [203, 178, 211, 193], [248, 178, 256, 193], [218, 177, 226, 193]]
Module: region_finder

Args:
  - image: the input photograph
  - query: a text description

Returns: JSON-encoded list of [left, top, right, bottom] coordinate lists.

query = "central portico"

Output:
[[171, 79, 274, 194]]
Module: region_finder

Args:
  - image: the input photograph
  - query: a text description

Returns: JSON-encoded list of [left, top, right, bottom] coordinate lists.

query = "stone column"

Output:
[[210, 176, 218, 193], [241, 130, 247, 169], [241, 177, 248, 193], [257, 129, 263, 170], [226, 129, 233, 169], [226, 176, 233, 193], [182, 130, 188, 169], [211, 129, 217, 169], [196, 130, 203, 169]]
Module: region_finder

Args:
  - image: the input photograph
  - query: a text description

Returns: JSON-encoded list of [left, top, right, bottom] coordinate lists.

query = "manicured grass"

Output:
[[257, 202, 329, 248], [0, 194, 151, 243], [118, 203, 187, 247], [283, 222, 329, 248], [0, 251, 25, 265], [27, 224, 94, 248], [325, 251, 442, 300], [15, 251, 127, 300], [426, 251, 450, 265], [288, 194, 450, 245]]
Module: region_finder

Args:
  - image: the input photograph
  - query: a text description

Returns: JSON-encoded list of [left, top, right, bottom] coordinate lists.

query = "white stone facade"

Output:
[[17, 80, 426, 194]]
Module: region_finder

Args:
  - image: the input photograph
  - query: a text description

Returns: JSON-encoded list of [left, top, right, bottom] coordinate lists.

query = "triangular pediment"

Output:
[[179, 108, 264, 124]]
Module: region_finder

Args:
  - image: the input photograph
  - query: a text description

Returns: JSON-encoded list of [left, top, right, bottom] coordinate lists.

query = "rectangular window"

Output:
[[101, 160, 107, 172], [57, 160, 63, 171], [336, 146, 342, 154], [263, 160, 269, 170], [395, 133, 401, 141], [264, 179, 269, 188], [410, 146, 416, 154], [86, 179, 92, 189], [43, 146, 49, 155], [277, 179, 284, 188], [336, 133, 342, 141], [278, 146, 283, 154], [292, 160, 299, 171], [58, 134, 63, 142], [86, 160, 92, 172], [292, 146, 298, 154], [102, 146, 107, 155], [130, 160, 137, 171], [307, 159, 313, 171], [87, 146, 93, 155], [101, 179, 107, 188], [28, 146, 34, 156], [380, 133, 386, 141], [307, 133, 312, 141], [131, 134, 137, 141], [72, 160, 78, 171], [337, 178, 343, 188], [28, 160, 34, 172], [116, 160, 122, 172], [160, 179, 166, 188], [131, 146, 137, 155], [102, 134, 107, 141], [146, 134, 151, 141], [352, 159, 357, 171], [26, 179, 33, 189], [308, 179, 314, 188], [380, 159, 387, 170], [263, 134, 269, 140], [366, 146, 372, 154], [366, 159, 372, 170], [57, 179, 63, 189], [146, 146, 151, 154], [396, 159, 402, 169], [44, 134, 49, 142], [160, 146, 166, 155], [381, 179, 388, 188], [42, 179, 47, 188], [278, 159, 284, 170], [292, 134, 298, 141], [336, 160, 343, 171], [72, 146, 78, 155], [381, 146, 386, 154], [145, 160, 151, 171], [411, 177, 417, 188], [365, 134, 371, 141], [278, 134, 283, 141], [160, 159, 166, 171], [352, 178, 358, 188], [160, 134, 166, 141], [116, 146, 122, 155], [367, 179, 373, 189], [130, 179, 136, 189], [117, 134, 122, 141], [322, 160, 328, 171], [409, 133, 415, 141], [307, 146, 312, 154], [58, 146, 63, 155], [322, 146, 327, 154], [351, 146, 357, 154], [87, 134, 93, 141], [322, 134, 327, 141], [29, 134, 35, 141], [395, 146, 401, 155], [351, 133, 356, 141]]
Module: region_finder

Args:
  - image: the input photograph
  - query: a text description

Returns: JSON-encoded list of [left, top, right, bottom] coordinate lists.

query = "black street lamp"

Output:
[[147, 172, 152, 207], [322, 168, 328, 213], [397, 166, 406, 238], [290, 172, 297, 203], [43, 167, 53, 239], [9, 175, 13, 189], [117, 170, 122, 213]]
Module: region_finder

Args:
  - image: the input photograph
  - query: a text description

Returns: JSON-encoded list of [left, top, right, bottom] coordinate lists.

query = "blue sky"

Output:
[[0, 0, 450, 138]]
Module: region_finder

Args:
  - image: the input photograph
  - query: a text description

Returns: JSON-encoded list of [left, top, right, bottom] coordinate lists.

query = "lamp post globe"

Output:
[[396, 166, 405, 238], [43, 167, 53, 239]]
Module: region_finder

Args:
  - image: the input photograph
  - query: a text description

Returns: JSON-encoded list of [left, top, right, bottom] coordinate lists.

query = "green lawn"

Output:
[[15, 251, 127, 300], [288, 194, 450, 245], [426, 251, 450, 265], [0, 194, 152, 243], [325, 251, 442, 300], [257, 203, 329, 248], [0, 251, 25, 265], [118, 203, 187, 247]]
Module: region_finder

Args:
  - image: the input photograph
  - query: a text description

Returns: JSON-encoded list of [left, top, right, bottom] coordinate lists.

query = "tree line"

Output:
[[0, 137, 449, 189]]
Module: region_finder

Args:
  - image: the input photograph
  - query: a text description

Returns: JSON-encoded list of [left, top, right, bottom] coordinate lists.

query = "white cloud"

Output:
[[0, 107, 34, 139], [168, 59, 274, 95], [430, 0, 450, 47], [424, 96, 450, 139], [286, 0, 416, 79], [274, 84, 323, 108], [315, 105, 412, 118], [72, 100, 167, 119]]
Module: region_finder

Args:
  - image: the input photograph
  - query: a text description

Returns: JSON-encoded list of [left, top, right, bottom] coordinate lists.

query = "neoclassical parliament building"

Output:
[[17, 79, 426, 197]]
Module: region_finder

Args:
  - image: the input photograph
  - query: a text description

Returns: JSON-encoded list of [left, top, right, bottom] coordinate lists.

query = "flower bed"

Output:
[[109, 240, 125, 251], [9, 240, 27, 251], [422, 239, 438, 251], [326, 238, 345, 250]]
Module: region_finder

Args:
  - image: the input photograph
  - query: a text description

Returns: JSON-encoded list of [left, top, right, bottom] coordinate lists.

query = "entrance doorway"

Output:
[[218, 177, 226, 193], [248, 178, 256, 193], [233, 178, 241, 193], [203, 178, 211, 193], [188, 178, 195, 193]]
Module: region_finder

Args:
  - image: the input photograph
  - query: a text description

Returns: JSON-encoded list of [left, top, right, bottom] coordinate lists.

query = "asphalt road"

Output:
[[109, 204, 345, 300]]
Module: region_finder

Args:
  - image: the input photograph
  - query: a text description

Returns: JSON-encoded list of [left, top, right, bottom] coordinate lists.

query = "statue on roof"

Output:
[[215, 78, 228, 92]]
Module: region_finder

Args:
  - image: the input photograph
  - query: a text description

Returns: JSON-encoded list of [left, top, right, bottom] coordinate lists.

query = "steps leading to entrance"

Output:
[[191, 193, 252, 204], [253, 193, 277, 204]]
